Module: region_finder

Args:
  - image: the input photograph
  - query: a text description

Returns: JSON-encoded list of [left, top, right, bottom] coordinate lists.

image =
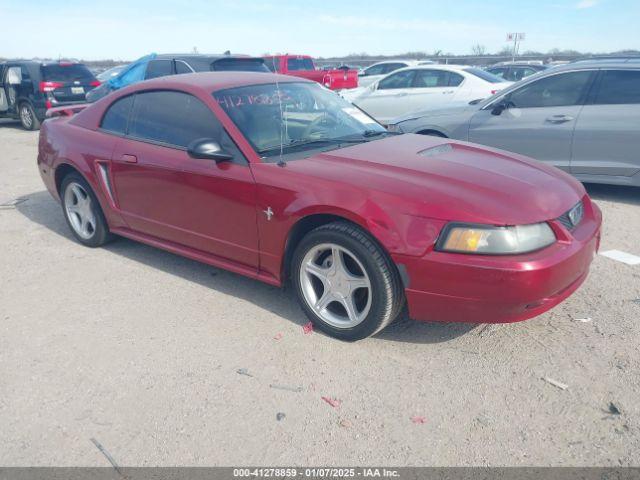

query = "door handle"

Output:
[[121, 154, 138, 163], [442, 90, 455, 94], [395, 92, 408, 97], [545, 115, 574, 124]]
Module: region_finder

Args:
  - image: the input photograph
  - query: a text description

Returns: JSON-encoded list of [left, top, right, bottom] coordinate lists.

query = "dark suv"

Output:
[[86, 54, 270, 103], [0, 61, 100, 130], [145, 54, 270, 77]]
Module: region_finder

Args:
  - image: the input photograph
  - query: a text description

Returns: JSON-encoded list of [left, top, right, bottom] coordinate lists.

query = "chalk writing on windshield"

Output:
[[216, 91, 294, 109]]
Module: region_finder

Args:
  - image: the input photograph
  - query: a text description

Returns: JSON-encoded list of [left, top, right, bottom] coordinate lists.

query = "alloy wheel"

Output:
[[299, 243, 372, 328], [20, 105, 33, 129], [64, 182, 97, 240]]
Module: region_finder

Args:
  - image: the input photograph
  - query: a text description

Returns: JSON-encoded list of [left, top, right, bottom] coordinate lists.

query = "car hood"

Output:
[[291, 134, 585, 225]]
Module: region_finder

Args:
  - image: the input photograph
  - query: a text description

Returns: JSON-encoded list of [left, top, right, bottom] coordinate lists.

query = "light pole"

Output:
[[507, 33, 525, 62]]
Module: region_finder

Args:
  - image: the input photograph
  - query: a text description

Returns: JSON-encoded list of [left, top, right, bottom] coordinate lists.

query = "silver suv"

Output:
[[388, 59, 640, 187]]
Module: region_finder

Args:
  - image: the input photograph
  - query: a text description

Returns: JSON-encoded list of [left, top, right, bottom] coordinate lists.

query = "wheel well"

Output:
[[416, 129, 447, 138], [17, 99, 33, 110], [54, 163, 80, 195], [283, 214, 358, 280]]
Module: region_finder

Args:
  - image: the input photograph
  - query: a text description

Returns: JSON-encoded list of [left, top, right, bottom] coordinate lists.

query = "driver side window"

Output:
[[506, 71, 593, 108], [378, 70, 415, 90]]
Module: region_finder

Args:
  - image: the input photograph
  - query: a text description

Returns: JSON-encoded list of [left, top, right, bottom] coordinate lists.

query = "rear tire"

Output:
[[292, 221, 404, 341], [19, 102, 40, 131], [60, 173, 113, 247]]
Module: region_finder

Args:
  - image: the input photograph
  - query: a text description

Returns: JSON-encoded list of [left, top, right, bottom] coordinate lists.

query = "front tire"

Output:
[[61, 173, 113, 247], [19, 102, 40, 131], [292, 222, 404, 341]]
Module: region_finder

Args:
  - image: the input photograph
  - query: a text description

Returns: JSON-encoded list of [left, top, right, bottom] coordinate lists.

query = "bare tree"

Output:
[[471, 44, 486, 56]]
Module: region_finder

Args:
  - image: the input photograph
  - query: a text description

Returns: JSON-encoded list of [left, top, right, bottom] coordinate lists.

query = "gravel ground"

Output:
[[1, 118, 639, 467]]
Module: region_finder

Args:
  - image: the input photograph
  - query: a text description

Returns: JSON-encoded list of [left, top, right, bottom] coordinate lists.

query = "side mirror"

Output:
[[187, 138, 233, 162], [358, 71, 366, 77], [491, 100, 509, 116]]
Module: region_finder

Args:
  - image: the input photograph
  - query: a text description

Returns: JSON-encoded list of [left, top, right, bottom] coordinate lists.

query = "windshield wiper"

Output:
[[258, 137, 364, 154], [362, 129, 401, 137]]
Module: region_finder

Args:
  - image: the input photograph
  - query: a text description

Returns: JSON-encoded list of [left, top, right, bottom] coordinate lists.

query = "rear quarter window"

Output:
[[100, 95, 134, 135]]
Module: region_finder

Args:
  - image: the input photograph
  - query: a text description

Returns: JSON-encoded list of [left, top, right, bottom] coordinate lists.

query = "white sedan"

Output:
[[357, 60, 434, 88], [344, 65, 511, 124]]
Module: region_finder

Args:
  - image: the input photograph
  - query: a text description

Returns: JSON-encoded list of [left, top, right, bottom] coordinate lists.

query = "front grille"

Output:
[[557, 201, 584, 230]]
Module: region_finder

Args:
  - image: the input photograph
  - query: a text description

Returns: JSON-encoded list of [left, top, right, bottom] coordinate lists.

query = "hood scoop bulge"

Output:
[[417, 143, 454, 157]]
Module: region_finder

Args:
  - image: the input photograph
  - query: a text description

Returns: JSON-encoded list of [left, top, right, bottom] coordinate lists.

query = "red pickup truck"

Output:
[[262, 55, 358, 90]]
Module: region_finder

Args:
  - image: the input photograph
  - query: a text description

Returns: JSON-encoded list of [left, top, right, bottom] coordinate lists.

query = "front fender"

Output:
[[252, 164, 445, 283]]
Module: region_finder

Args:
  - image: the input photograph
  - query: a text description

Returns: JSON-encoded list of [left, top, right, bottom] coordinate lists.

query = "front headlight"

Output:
[[436, 222, 556, 255]]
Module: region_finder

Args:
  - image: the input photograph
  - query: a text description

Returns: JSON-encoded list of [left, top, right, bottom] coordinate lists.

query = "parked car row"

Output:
[[86, 53, 271, 102], [0, 54, 561, 131], [5, 53, 639, 189], [1, 52, 366, 130], [387, 59, 640, 187]]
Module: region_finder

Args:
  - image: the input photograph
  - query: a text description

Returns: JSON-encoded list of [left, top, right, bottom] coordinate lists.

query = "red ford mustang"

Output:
[[37, 72, 602, 341]]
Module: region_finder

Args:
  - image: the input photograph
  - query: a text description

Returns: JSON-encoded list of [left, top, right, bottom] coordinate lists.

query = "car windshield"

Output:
[[213, 82, 387, 159], [463, 67, 505, 83], [41, 64, 95, 82]]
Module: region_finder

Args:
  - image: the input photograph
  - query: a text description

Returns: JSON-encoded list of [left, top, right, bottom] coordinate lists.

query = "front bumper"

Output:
[[394, 199, 602, 324]]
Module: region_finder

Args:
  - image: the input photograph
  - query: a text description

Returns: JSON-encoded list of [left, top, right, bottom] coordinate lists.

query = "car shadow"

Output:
[[584, 183, 640, 206], [16, 190, 476, 344], [0, 119, 24, 130]]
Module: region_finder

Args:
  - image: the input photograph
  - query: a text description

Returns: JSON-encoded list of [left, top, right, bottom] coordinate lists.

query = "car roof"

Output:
[[370, 59, 418, 65], [1, 60, 84, 66], [551, 59, 640, 71], [406, 64, 472, 71], [263, 54, 311, 58], [155, 53, 252, 61], [489, 63, 547, 68], [130, 71, 308, 92]]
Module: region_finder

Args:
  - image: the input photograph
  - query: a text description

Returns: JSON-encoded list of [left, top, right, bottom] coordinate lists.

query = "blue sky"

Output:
[[1, 0, 637, 60]]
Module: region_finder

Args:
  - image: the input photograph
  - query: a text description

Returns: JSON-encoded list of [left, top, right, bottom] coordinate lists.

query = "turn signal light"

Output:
[[442, 229, 487, 252]]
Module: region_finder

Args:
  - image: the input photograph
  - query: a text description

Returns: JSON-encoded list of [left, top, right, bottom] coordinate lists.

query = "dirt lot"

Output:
[[1, 118, 639, 467]]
